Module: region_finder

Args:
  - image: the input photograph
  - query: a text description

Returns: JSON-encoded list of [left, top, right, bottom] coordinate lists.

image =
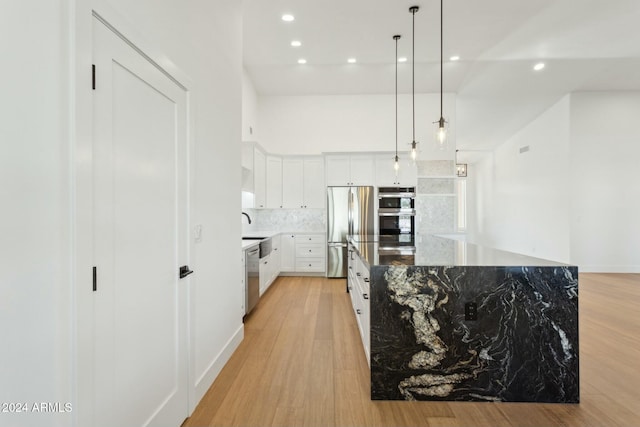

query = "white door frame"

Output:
[[73, 2, 195, 425]]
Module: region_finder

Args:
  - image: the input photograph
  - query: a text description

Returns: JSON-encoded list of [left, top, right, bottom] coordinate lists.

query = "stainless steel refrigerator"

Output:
[[327, 186, 374, 278]]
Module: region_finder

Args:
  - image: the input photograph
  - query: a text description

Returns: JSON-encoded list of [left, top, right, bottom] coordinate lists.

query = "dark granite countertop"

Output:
[[349, 234, 572, 268]]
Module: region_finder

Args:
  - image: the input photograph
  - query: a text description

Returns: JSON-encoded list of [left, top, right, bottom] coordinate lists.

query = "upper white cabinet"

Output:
[[374, 153, 417, 187], [303, 157, 325, 208], [325, 154, 374, 186], [282, 156, 325, 208], [266, 155, 283, 208], [282, 158, 303, 208]]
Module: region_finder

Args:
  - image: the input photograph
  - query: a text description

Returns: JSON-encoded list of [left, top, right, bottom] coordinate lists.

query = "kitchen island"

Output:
[[348, 235, 579, 403]]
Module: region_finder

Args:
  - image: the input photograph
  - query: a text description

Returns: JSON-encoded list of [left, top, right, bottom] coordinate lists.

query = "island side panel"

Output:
[[370, 265, 579, 403]]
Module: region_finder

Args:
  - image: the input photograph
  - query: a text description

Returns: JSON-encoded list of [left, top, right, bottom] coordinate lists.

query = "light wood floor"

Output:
[[184, 273, 640, 427]]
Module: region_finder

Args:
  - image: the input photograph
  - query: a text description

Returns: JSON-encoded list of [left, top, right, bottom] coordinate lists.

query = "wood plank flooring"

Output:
[[184, 273, 640, 427]]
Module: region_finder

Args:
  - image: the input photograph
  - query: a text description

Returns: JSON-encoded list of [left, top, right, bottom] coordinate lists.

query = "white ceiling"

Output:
[[243, 0, 640, 154]]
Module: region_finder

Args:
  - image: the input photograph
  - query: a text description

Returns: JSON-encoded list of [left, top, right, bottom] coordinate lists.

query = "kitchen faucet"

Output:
[[242, 212, 252, 224]]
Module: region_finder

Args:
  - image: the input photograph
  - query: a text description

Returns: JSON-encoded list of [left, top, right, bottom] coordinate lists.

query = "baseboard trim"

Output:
[[579, 266, 640, 274], [278, 272, 326, 277], [190, 324, 244, 413]]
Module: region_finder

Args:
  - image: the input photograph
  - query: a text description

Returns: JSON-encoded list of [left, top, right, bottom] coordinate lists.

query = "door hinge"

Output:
[[92, 266, 97, 291], [92, 64, 96, 90]]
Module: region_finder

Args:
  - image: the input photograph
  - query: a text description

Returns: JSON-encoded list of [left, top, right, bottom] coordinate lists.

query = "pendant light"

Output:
[[435, 0, 448, 149], [393, 35, 401, 173], [409, 6, 419, 161]]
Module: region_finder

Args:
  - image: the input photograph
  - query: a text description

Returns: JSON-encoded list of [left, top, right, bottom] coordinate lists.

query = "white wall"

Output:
[[1, 1, 74, 426], [258, 93, 456, 160], [0, 1, 243, 426], [468, 92, 640, 272], [468, 96, 572, 263], [569, 92, 640, 272]]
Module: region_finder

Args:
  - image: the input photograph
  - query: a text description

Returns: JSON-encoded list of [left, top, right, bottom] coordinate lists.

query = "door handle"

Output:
[[179, 265, 194, 279]]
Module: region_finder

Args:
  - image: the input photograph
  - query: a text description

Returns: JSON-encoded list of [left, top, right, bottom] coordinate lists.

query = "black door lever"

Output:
[[179, 265, 194, 279]]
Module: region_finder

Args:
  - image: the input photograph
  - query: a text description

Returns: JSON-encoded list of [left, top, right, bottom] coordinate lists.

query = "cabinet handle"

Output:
[[356, 272, 361, 277], [364, 278, 370, 283], [308, 249, 312, 252], [356, 309, 361, 315], [363, 293, 369, 300], [308, 264, 312, 267]]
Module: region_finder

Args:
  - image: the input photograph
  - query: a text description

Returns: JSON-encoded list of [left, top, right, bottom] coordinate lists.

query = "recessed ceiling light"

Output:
[[297, 58, 307, 64], [534, 62, 545, 71], [450, 55, 460, 61], [281, 14, 295, 22], [347, 58, 357, 64], [291, 40, 302, 47], [398, 57, 408, 63]]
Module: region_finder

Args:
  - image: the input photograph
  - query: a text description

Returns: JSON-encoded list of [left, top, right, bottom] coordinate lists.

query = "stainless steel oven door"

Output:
[[378, 210, 415, 235]]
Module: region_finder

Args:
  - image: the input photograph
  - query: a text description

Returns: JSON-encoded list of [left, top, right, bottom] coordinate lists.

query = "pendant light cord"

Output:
[[395, 36, 398, 157], [394, 35, 400, 158], [440, 0, 443, 118], [412, 8, 416, 143]]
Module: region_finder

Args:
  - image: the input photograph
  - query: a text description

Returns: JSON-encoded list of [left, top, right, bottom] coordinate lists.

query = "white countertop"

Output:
[[241, 230, 327, 251], [241, 230, 280, 251]]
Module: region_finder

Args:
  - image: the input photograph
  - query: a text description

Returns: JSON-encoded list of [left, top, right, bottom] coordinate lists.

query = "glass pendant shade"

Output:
[[436, 117, 448, 149], [410, 141, 418, 161], [394, 155, 400, 172]]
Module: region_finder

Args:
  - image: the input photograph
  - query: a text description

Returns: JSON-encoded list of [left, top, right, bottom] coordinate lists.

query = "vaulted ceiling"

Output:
[[243, 0, 640, 153]]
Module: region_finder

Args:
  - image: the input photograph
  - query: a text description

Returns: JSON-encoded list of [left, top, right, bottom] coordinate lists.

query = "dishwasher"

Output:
[[245, 247, 260, 316]]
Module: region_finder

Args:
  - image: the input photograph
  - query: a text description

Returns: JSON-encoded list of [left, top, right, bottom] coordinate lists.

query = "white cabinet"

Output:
[[282, 159, 304, 208], [280, 233, 296, 271], [269, 234, 281, 283], [294, 233, 325, 273], [282, 157, 325, 208], [348, 248, 370, 365], [266, 155, 283, 208], [240, 249, 245, 315], [279, 233, 326, 274], [259, 235, 281, 295], [253, 148, 266, 209], [325, 155, 351, 186], [350, 155, 375, 185], [374, 153, 417, 187], [325, 154, 374, 186], [303, 157, 325, 208], [258, 253, 270, 295]]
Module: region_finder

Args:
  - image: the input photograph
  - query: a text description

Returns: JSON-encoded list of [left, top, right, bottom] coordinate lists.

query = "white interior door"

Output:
[[92, 16, 189, 427]]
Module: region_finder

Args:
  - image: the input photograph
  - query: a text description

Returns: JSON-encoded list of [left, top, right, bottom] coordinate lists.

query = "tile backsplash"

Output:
[[242, 208, 326, 233]]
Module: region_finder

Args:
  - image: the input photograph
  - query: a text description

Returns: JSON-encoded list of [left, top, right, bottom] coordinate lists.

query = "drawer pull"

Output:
[[356, 272, 361, 277], [356, 309, 361, 315], [364, 278, 370, 283], [363, 293, 369, 299]]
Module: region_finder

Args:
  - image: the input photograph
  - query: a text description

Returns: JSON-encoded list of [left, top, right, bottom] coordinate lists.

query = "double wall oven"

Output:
[[378, 187, 415, 236]]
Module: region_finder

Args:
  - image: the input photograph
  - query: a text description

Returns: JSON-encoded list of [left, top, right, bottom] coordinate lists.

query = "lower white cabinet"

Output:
[[348, 248, 370, 365], [269, 234, 281, 282], [259, 235, 281, 295], [240, 249, 245, 314], [279, 233, 326, 274], [280, 234, 296, 271], [259, 253, 270, 296]]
